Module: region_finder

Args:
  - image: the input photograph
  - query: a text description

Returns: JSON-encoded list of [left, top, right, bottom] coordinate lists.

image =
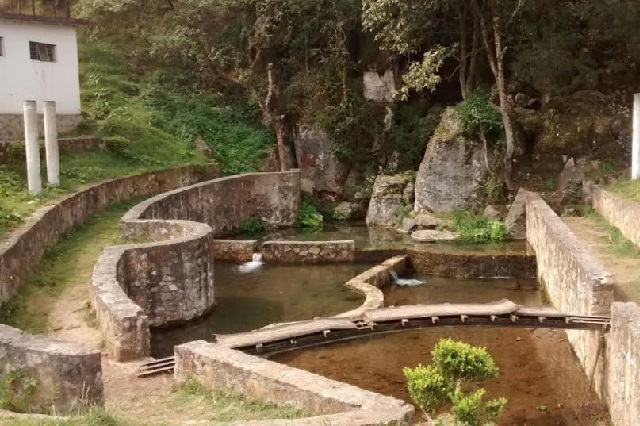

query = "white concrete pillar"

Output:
[[633, 93, 640, 180], [44, 101, 59, 185], [23, 100, 41, 195]]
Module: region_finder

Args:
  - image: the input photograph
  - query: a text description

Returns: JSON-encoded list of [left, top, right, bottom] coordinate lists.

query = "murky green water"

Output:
[[150, 261, 372, 357], [273, 274, 610, 426]]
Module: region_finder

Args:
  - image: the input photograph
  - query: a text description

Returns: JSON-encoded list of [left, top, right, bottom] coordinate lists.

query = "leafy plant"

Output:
[[0, 370, 38, 412], [484, 175, 502, 202], [403, 339, 507, 425], [457, 90, 503, 141], [452, 211, 507, 244], [239, 217, 271, 235], [295, 196, 324, 231]]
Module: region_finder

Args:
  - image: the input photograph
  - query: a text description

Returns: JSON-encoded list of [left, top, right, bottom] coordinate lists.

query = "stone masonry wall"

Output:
[[0, 164, 219, 307], [0, 324, 103, 413], [135, 171, 300, 236], [526, 193, 614, 398], [174, 341, 414, 426], [592, 185, 640, 248], [0, 113, 82, 145], [261, 240, 354, 264], [607, 302, 640, 425], [213, 240, 258, 262]]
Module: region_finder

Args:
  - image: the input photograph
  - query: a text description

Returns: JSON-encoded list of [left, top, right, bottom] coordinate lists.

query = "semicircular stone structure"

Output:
[[91, 171, 301, 361]]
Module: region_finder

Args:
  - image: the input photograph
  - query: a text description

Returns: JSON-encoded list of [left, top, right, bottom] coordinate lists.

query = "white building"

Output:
[[0, 13, 85, 144]]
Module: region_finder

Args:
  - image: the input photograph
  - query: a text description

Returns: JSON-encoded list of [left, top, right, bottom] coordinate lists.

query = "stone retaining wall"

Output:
[[92, 171, 301, 361], [592, 185, 640, 248], [213, 240, 258, 261], [526, 193, 614, 400], [0, 164, 219, 306], [0, 113, 82, 145], [174, 341, 415, 426], [0, 324, 103, 413], [338, 255, 410, 318], [261, 240, 354, 264], [408, 248, 536, 278], [607, 302, 640, 425]]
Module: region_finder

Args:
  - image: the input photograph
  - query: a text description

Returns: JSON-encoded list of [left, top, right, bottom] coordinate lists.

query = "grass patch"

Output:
[[0, 407, 131, 426], [172, 376, 304, 423], [584, 208, 640, 258], [0, 202, 132, 333], [605, 180, 640, 203]]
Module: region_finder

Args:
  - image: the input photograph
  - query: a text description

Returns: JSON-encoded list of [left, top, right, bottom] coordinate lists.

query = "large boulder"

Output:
[[504, 188, 535, 239], [366, 174, 412, 227], [414, 107, 488, 212], [294, 127, 349, 196], [334, 201, 367, 221]]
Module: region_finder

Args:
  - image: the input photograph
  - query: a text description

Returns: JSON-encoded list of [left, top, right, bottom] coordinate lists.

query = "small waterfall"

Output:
[[237, 252, 264, 273], [390, 270, 425, 287]]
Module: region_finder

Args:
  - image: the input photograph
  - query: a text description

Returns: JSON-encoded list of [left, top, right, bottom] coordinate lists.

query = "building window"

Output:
[[0, 37, 4, 56], [29, 41, 56, 62]]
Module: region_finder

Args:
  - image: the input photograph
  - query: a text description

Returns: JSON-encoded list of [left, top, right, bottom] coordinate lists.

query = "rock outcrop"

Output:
[[505, 188, 535, 239], [366, 174, 412, 227], [411, 229, 459, 243], [414, 107, 488, 213], [294, 127, 348, 195]]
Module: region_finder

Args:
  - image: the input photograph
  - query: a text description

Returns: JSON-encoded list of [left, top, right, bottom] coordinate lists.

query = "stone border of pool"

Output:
[[592, 185, 640, 248], [527, 192, 640, 426]]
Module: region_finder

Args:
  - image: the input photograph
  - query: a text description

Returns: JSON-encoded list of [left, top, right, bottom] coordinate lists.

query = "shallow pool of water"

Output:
[[232, 223, 531, 253], [273, 277, 610, 425], [151, 262, 372, 357]]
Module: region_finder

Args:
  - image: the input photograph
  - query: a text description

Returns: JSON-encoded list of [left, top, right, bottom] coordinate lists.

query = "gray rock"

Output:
[[294, 127, 348, 196], [483, 205, 502, 220], [414, 212, 440, 228], [334, 201, 367, 221], [514, 93, 531, 108], [505, 188, 535, 239], [414, 107, 488, 213], [366, 174, 411, 227], [403, 181, 415, 204], [411, 229, 459, 243], [194, 134, 212, 159]]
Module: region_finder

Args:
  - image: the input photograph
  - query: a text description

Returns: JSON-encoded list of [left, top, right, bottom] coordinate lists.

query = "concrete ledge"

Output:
[[338, 255, 410, 318], [0, 324, 103, 413], [261, 240, 354, 264], [213, 240, 258, 262], [607, 302, 640, 426], [526, 192, 614, 400], [174, 341, 415, 426], [592, 186, 640, 248]]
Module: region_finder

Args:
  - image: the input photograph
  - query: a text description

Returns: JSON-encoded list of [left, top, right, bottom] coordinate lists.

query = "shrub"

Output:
[[239, 217, 271, 235], [403, 339, 507, 425], [457, 90, 503, 141], [103, 135, 131, 156], [295, 196, 323, 230], [0, 370, 38, 413], [452, 212, 507, 244]]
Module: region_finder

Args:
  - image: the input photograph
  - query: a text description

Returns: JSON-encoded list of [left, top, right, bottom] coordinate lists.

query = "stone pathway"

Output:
[[562, 216, 640, 303]]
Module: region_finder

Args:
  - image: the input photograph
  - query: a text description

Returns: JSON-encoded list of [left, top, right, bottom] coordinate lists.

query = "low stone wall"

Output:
[[338, 255, 410, 318], [213, 240, 258, 261], [592, 185, 640, 248], [92, 171, 300, 361], [0, 164, 219, 306], [607, 302, 640, 425], [0, 113, 83, 145], [526, 193, 614, 398], [0, 324, 103, 413], [408, 248, 536, 279], [261, 240, 354, 264], [174, 341, 414, 425]]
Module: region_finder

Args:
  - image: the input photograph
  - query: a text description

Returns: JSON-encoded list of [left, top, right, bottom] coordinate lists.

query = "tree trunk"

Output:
[[257, 63, 289, 172], [274, 118, 289, 172]]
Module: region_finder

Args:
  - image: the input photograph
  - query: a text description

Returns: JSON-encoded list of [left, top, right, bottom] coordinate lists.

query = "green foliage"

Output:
[[452, 212, 507, 244], [239, 218, 271, 235], [295, 196, 324, 231], [387, 103, 442, 170], [484, 176, 502, 202], [396, 201, 413, 225], [457, 90, 503, 142], [0, 370, 38, 413], [404, 339, 507, 425]]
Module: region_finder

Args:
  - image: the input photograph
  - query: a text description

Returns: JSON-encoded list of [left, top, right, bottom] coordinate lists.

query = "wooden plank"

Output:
[[217, 318, 357, 348], [365, 299, 520, 323], [137, 364, 174, 377]]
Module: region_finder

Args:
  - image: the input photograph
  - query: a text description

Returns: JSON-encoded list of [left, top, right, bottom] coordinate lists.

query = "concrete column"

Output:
[[44, 101, 59, 185], [633, 94, 640, 180], [23, 100, 41, 195]]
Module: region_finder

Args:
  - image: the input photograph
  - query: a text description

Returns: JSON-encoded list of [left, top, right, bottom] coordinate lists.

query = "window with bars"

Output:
[[29, 41, 56, 62]]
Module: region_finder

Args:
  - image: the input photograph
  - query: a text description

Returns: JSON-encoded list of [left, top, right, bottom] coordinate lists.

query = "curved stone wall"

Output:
[[0, 324, 103, 413], [0, 164, 219, 306], [92, 171, 301, 361], [261, 240, 354, 264]]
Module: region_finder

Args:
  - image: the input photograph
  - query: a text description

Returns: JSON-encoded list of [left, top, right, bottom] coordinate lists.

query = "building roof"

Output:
[[0, 12, 88, 27]]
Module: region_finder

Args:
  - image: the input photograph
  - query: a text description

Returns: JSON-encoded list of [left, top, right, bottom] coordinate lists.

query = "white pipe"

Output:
[[23, 100, 41, 195], [633, 94, 640, 180], [44, 101, 59, 185]]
